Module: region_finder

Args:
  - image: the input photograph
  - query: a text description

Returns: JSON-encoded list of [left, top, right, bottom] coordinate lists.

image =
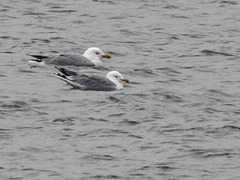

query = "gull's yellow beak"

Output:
[[121, 78, 129, 83], [102, 54, 111, 58]]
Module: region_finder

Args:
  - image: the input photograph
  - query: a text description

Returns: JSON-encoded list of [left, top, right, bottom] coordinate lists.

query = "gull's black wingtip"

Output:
[[55, 66, 78, 76], [26, 54, 48, 59]]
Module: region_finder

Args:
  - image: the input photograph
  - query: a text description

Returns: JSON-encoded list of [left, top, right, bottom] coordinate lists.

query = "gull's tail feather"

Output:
[[55, 72, 84, 89]]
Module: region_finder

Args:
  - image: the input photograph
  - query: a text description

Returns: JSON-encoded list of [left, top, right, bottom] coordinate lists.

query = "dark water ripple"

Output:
[[1, 0, 240, 179]]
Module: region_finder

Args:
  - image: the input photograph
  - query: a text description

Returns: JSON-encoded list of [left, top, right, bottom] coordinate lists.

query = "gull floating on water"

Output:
[[55, 67, 129, 91], [27, 47, 111, 67]]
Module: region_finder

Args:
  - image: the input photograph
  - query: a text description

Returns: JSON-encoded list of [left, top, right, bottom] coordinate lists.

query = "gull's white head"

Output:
[[83, 47, 111, 67], [106, 71, 129, 90]]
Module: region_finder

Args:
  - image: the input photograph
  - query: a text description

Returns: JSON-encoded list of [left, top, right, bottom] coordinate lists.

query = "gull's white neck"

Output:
[[107, 77, 123, 90], [83, 52, 102, 67]]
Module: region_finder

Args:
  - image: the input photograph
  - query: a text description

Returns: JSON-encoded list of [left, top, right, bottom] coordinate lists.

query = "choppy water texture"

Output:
[[1, 0, 240, 179]]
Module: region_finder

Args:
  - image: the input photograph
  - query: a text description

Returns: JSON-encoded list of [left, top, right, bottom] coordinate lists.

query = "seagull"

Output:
[[27, 47, 111, 67], [55, 67, 129, 91]]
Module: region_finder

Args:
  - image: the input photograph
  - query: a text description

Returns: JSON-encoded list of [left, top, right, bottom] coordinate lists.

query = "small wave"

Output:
[[1, 101, 29, 110], [220, 1, 238, 5], [161, 127, 204, 133], [171, 15, 189, 19], [133, 68, 157, 77], [202, 107, 222, 114], [79, 13, 97, 18], [207, 125, 240, 135], [52, 117, 75, 126], [108, 96, 127, 104], [189, 148, 234, 159], [0, 128, 13, 139], [92, 0, 115, 4], [48, 10, 77, 13], [108, 113, 126, 117], [105, 51, 126, 57], [222, 125, 240, 130], [181, 33, 206, 39], [155, 67, 181, 77], [88, 175, 121, 179], [22, 12, 47, 16], [109, 15, 127, 20], [163, 5, 179, 9], [20, 147, 41, 152], [31, 38, 51, 43], [201, 50, 233, 56], [128, 134, 143, 139], [83, 153, 117, 161], [139, 164, 178, 171], [207, 89, 233, 97], [203, 89, 233, 104], [204, 152, 234, 158], [71, 20, 84, 24], [0, 35, 20, 40], [49, 36, 65, 40], [21, 168, 60, 177], [119, 120, 140, 126], [88, 117, 108, 122], [139, 145, 159, 150], [163, 93, 184, 103]]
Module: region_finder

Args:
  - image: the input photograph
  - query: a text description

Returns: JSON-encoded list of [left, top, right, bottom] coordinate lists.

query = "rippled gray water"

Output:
[[1, 0, 240, 179]]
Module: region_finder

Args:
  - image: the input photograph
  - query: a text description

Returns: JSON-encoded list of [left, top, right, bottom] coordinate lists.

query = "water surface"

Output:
[[1, 0, 240, 179]]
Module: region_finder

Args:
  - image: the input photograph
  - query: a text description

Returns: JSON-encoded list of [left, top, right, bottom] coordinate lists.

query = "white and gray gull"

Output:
[[55, 67, 129, 91], [27, 47, 111, 67]]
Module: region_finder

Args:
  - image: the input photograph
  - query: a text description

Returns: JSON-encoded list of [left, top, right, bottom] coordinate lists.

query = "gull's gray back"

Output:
[[72, 74, 116, 91], [49, 53, 95, 66]]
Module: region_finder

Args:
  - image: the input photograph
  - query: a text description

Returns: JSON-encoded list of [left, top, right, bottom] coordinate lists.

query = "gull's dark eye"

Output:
[[95, 52, 100, 55], [115, 75, 118, 78]]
